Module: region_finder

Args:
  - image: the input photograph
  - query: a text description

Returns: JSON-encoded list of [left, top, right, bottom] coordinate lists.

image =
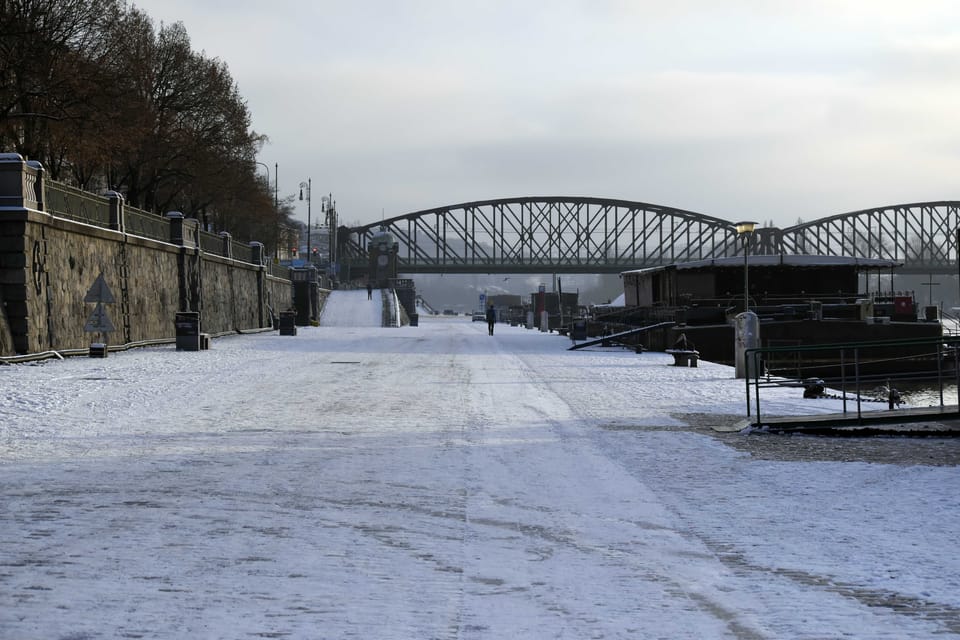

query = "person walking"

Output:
[[486, 304, 496, 336], [367, 282, 373, 300]]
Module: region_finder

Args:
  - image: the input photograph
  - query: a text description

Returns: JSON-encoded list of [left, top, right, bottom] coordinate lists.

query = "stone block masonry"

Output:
[[0, 153, 296, 356]]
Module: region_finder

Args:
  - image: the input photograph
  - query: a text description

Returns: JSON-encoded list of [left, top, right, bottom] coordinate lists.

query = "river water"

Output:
[[892, 381, 959, 407]]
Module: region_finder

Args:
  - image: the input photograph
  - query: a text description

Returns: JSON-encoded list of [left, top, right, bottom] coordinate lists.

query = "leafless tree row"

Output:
[[0, 0, 295, 247]]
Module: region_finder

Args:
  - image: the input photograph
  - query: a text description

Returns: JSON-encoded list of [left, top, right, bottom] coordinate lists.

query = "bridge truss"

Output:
[[767, 201, 960, 274], [340, 198, 960, 275]]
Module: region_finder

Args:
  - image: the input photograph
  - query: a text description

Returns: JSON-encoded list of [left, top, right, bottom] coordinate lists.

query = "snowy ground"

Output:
[[2, 302, 960, 639], [320, 289, 382, 327]]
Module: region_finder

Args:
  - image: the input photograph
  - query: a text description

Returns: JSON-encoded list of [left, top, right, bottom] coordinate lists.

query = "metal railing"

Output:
[[125, 205, 170, 242], [199, 229, 223, 254], [43, 179, 271, 269], [232, 241, 253, 264], [45, 182, 111, 227], [745, 335, 960, 424], [268, 262, 290, 279]]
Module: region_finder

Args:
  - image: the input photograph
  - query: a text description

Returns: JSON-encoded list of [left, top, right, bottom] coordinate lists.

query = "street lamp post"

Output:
[[322, 194, 336, 270], [255, 161, 270, 185], [733, 220, 758, 380], [299, 179, 311, 260], [321, 195, 329, 263], [735, 221, 758, 312], [273, 163, 279, 259], [255, 161, 279, 259]]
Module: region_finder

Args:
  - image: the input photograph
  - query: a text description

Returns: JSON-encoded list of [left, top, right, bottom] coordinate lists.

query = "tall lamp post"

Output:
[[321, 195, 330, 263], [255, 161, 279, 259], [255, 161, 270, 185], [299, 179, 311, 260], [322, 194, 336, 270], [735, 221, 757, 312], [270, 163, 279, 259]]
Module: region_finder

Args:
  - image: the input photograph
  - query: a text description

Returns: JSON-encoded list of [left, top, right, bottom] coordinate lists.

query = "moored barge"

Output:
[[600, 255, 942, 377]]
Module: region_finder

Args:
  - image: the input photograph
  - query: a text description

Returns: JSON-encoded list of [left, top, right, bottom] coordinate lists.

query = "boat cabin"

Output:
[[609, 255, 940, 371], [622, 255, 914, 320]]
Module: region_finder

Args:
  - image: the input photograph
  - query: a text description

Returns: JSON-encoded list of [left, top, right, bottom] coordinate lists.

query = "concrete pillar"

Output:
[[0, 153, 43, 212], [250, 241, 266, 328], [28, 161, 43, 211], [310, 266, 320, 322], [166, 211, 202, 312], [166, 211, 200, 248], [166, 211, 185, 244], [0, 153, 44, 355], [219, 231, 232, 258], [249, 241, 265, 266], [104, 190, 124, 232]]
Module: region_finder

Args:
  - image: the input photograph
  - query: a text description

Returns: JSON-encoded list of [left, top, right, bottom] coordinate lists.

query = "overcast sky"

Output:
[[131, 0, 960, 229]]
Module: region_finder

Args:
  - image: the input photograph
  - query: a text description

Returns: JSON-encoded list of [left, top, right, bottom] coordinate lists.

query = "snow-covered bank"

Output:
[[2, 318, 959, 638]]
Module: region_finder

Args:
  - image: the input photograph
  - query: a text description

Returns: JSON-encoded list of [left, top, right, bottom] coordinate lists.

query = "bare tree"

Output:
[[0, 0, 123, 167], [0, 1, 279, 242]]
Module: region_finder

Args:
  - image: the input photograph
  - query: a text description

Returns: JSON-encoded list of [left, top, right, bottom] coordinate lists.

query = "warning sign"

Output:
[[84, 302, 116, 333], [84, 273, 116, 303], [83, 273, 116, 334]]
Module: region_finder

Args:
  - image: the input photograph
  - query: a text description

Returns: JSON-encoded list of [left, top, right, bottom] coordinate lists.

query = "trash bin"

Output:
[[175, 311, 201, 351], [278, 311, 297, 336], [409, 313, 418, 327]]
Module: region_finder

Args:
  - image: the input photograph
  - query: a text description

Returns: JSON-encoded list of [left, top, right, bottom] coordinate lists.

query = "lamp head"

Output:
[[734, 221, 758, 235]]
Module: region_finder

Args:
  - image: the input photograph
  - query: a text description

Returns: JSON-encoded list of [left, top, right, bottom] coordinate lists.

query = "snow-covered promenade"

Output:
[[2, 300, 960, 639]]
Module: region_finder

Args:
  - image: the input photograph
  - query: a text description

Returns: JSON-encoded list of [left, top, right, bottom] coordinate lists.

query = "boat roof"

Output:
[[621, 254, 902, 276]]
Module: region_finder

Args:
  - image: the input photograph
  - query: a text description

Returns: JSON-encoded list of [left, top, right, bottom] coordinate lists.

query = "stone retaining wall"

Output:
[[0, 153, 298, 356]]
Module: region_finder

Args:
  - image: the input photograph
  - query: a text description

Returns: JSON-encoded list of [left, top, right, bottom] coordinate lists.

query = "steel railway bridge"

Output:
[[339, 197, 960, 275]]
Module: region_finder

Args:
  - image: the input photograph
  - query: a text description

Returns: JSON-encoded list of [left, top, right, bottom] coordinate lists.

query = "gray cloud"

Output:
[[132, 0, 960, 230]]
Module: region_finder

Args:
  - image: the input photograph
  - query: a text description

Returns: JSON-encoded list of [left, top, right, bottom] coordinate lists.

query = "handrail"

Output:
[[43, 179, 269, 267], [744, 334, 960, 425], [568, 321, 675, 351]]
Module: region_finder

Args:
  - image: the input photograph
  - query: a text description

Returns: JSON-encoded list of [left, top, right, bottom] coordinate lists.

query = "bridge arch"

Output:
[[341, 196, 744, 274], [777, 201, 960, 274], [340, 198, 960, 275]]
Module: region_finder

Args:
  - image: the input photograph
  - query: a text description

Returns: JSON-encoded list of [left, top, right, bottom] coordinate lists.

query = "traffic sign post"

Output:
[[84, 302, 116, 333], [84, 273, 116, 357]]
